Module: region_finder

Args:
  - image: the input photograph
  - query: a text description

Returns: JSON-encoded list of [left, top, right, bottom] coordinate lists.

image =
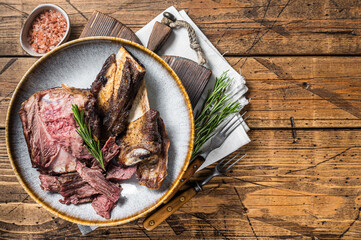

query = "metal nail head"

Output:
[[163, 12, 176, 22], [149, 220, 155, 226], [167, 206, 173, 212]]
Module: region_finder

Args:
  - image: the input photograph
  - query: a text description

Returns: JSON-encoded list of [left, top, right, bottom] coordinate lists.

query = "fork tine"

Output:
[[221, 151, 243, 169], [218, 114, 238, 133], [223, 114, 250, 136], [218, 112, 247, 135], [220, 115, 241, 135], [218, 158, 226, 166], [223, 112, 248, 134], [225, 154, 247, 172]]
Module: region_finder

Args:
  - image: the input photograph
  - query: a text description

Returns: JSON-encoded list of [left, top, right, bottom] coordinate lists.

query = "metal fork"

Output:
[[143, 152, 247, 230], [197, 112, 249, 161], [163, 112, 249, 202], [193, 152, 247, 192]]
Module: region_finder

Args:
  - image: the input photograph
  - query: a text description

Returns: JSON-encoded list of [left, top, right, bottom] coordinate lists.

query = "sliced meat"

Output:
[[102, 137, 120, 163], [19, 85, 100, 174], [91, 47, 146, 138], [76, 161, 121, 219], [59, 184, 98, 205], [92, 195, 116, 219], [118, 109, 162, 166], [39, 172, 81, 192], [76, 161, 121, 203], [39, 172, 100, 205], [91, 137, 120, 169], [70, 197, 95, 205], [106, 165, 137, 181], [39, 174, 62, 192], [137, 114, 170, 190]]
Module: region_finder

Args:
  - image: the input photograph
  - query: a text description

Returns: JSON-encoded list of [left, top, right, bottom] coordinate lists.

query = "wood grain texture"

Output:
[[236, 56, 361, 128], [162, 56, 212, 107], [147, 21, 172, 52], [1, 129, 361, 238], [79, 11, 142, 44], [1, 56, 361, 128], [143, 187, 198, 231], [2, 0, 361, 239], [2, 0, 361, 56]]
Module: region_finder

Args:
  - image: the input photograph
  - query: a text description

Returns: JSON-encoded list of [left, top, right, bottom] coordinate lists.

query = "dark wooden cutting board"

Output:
[[79, 11, 211, 107], [80, 11, 142, 45], [161, 55, 211, 107]]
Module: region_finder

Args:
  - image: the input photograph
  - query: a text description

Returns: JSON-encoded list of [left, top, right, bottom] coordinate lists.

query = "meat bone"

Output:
[[80, 9, 211, 211]]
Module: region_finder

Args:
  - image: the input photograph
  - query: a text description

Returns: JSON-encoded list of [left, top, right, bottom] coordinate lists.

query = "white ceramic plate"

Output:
[[6, 37, 194, 226]]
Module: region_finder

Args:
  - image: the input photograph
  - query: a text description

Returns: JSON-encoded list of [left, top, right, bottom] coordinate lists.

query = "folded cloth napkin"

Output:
[[78, 6, 250, 235], [137, 6, 250, 171]]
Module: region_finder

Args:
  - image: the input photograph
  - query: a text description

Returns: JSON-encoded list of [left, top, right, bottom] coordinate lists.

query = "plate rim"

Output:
[[5, 36, 194, 226]]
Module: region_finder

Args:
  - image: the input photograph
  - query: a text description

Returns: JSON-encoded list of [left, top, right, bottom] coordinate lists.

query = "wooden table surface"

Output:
[[1, 0, 361, 239]]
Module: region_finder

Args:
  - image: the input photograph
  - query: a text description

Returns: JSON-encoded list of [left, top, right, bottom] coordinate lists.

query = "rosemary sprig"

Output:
[[192, 71, 242, 158], [72, 104, 105, 170]]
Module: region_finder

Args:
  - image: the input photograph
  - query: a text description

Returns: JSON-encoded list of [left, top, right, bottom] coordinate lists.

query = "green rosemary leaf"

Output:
[[192, 71, 242, 159], [72, 104, 105, 170]]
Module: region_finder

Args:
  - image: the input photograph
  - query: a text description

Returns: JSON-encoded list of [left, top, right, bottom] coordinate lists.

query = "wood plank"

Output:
[[162, 56, 212, 107], [2, 0, 361, 56], [236, 56, 361, 128], [1, 56, 361, 128], [1, 129, 361, 239], [79, 11, 142, 44]]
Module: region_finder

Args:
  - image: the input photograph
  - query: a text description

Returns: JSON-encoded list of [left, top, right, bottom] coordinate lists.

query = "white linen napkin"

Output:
[[78, 6, 250, 234], [137, 6, 250, 171]]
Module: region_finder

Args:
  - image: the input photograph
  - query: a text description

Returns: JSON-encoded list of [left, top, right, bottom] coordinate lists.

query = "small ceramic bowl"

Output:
[[20, 4, 71, 57]]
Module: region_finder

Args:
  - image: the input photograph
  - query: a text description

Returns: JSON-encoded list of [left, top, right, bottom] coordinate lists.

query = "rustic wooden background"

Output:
[[1, 0, 361, 239]]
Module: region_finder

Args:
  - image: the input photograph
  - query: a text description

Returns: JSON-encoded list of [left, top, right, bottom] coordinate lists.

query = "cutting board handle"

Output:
[[147, 21, 172, 53]]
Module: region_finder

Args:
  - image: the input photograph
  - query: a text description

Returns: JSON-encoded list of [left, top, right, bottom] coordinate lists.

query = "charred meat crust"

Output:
[[123, 47, 146, 70], [84, 92, 101, 139], [91, 54, 116, 97], [104, 58, 145, 136], [91, 47, 146, 139], [118, 109, 162, 166], [137, 114, 170, 190]]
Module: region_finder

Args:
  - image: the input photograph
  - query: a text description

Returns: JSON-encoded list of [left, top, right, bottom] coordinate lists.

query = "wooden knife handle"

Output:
[[163, 155, 205, 203], [143, 188, 197, 231]]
